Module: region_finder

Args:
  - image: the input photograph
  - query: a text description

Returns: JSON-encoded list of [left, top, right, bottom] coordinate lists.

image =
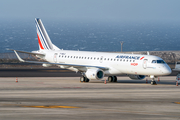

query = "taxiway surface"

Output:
[[0, 68, 81, 77], [0, 76, 179, 120]]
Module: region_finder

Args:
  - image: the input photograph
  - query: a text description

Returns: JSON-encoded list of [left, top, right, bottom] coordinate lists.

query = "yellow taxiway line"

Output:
[[23, 105, 80, 108], [174, 102, 180, 104]]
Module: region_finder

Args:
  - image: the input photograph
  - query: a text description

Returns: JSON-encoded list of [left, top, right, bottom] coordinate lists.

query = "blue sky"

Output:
[[0, 0, 180, 22]]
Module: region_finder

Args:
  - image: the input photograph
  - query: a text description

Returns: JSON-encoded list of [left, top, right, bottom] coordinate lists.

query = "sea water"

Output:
[[0, 19, 180, 53]]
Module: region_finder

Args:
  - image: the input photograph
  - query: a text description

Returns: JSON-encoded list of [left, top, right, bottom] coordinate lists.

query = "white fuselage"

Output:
[[40, 50, 171, 76]]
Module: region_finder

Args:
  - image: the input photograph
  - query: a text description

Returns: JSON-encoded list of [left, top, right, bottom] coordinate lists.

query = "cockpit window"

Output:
[[157, 60, 165, 64], [152, 60, 165, 64], [152, 60, 156, 63]]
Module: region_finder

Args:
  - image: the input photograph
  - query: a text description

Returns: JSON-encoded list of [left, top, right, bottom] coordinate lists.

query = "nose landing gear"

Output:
[[150, 75, 157, 85]]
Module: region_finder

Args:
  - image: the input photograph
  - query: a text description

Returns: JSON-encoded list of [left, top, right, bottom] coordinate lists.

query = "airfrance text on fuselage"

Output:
[[116, 55, 141, 60]]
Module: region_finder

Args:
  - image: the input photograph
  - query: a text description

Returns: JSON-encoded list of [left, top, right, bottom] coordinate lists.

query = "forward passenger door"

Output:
[[143, 59, 148, 69]]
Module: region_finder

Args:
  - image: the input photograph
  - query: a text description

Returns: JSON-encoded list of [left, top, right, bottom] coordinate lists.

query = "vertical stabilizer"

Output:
[[35, 18, 54, 50]]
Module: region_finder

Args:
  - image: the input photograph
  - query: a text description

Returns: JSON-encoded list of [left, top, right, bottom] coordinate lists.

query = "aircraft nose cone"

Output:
[[164, 66, 172, 75]]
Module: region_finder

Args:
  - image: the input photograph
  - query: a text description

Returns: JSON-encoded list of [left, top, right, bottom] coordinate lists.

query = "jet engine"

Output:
[[85, 69, 104, 80], [128, 75, 145, 80]]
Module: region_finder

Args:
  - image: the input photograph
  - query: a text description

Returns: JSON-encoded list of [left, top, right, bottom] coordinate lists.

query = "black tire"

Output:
[[113, 76, 117, 82], [151, 81, 156, 85], [80, 76, 89, 82], [85, 78, 89, 82], [108, 76, 113, 82]]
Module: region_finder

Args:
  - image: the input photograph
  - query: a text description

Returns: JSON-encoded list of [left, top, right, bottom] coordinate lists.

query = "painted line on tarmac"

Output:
[[1, 104, 80, 108], [174, 102, 180, 104], [23, 105, 80, 108]]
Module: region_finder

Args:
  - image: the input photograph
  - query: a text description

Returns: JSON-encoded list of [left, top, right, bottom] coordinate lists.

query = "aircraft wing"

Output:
[[9, 49, 45, 56], [14, 50, 109, 71]]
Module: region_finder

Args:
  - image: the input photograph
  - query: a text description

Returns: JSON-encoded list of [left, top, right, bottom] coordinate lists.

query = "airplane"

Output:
[[12, 18, 172, 85]]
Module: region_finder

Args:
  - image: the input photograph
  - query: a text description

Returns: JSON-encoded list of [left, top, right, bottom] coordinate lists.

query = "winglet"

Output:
[[14, 50, 25, 62]]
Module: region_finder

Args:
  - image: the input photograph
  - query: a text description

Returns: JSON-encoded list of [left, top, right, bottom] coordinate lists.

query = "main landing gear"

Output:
[[80, 76, 118, 83], [80, 76, 89, 82], [108, 76, 117, 82]]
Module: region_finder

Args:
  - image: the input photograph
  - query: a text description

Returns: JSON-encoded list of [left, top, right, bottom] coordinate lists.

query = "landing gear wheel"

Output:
[[151, 81, 156, 85], [150, 76, 157, 85], [108, 76, 113, 82], [80, 76, 85, 82], [113, 76, 117, 82], [80, 76, 89, 83], [108, 76, 117, 82], [85, 78, 89, 82]]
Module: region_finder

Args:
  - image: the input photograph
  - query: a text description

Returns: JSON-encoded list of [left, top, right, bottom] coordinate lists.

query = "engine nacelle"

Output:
[[128, 75, 145, 80], [85, 69, 104, 80]]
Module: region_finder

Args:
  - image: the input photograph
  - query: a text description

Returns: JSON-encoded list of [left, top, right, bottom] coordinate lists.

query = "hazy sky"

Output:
[[0, 0, 180, 22]]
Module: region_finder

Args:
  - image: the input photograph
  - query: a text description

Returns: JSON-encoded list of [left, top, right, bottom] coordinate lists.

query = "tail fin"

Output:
[[35, 18, 59, 50]]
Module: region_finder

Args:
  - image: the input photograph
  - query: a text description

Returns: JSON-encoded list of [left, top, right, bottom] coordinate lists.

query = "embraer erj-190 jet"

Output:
[[12, 18, 171, 85]]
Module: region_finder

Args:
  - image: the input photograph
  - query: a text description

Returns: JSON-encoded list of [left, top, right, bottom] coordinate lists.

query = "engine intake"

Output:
[[85, 69, 104, 80], [128, 75, 145, 80]]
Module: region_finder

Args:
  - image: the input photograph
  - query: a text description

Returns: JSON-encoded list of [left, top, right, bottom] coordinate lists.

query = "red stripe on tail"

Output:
[[37, 34, 44, 49]]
